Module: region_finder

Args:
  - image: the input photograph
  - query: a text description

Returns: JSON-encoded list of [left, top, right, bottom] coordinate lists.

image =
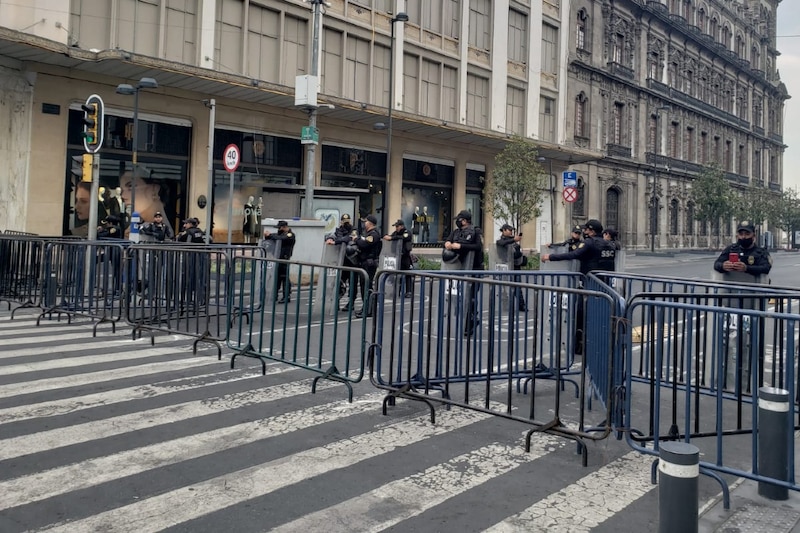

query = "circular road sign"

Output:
[[223, 144, 240, 173], [563, 186, 578, 203]]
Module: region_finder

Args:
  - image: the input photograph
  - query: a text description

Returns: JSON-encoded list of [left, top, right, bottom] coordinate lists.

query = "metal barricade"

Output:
[[124, 244, 230, 356], [0, 235, 46, 316], [368, 269, 617, 464], [317, 243, 348, 316], [36, 239, 127, 334], [227, 255, 370, 401]]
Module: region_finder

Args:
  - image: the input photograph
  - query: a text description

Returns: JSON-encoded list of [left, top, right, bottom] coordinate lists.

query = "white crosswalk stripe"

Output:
[[0, 314, 663, 532]]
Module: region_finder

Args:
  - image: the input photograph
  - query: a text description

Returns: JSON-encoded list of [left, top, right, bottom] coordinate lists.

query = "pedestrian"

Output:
[[548, 225, 583, 251], [444, 210, 484, 336], [383, 219, 413, 297], [541, 219, 606, 274], [176, 217, 206, 244], [713, 221, 772, 280], [263, 220, 296, 303], [139, 211, 174, 242], [496, 223, 527, 312], [354, 214, 382, 318]]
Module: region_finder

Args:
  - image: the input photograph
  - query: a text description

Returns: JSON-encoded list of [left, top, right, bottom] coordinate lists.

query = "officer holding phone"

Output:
[[713, 221, 772, 280]]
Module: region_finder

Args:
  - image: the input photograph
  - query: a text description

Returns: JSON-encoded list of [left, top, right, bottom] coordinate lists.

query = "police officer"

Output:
[[97, 215, 123, 239], [714, 221, 772, 280], [445, 210, 484, 336], [326, 214, 359, 309], [548, 225, 583, 251], [496, 223, 527, 312], [176, 217, 206, 243], [355, 214, 382, 318], [263, 220, 296, 303], [541, 219, 606, 274], [383, 219, 414, 297], [140, 211, 174, 242]]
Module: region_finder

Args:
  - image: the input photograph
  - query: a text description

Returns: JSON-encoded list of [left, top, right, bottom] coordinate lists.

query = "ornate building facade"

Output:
[[566, 0, 788, 249]]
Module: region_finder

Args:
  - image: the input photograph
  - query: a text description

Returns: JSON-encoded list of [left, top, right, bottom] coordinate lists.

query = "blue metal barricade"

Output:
[[369, 269, 617, 464], [124, 244, 230, 356], [0, 235, 47, 316], [227, 254, 370, 401], [37, 239, 128, 334]]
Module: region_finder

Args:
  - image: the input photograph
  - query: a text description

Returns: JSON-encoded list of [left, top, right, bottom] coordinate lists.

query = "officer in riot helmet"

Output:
[[497, 223, 527, 312], [384, 219, 414, 297], [263, 220, 296, 303], [542, 219, 609, 274], [445, 210, 484, 336], [354, 214, 382, 318], [714, 221, 772, 280]]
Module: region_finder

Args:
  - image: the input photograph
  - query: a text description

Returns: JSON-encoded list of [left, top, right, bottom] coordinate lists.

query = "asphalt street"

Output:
[[0, 251, 799, 531]]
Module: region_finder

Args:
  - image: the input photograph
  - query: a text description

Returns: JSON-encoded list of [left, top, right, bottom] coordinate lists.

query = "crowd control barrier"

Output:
[[37, 239, 129, 334], [227, 254, 370, 401], [368, 269, 618, 464], [0, 235, 47, 316], [594, 271, 800, 500], [124, 244, 231, 356]]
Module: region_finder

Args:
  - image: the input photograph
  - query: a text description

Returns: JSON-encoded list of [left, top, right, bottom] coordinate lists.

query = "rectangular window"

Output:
[[724, 140, 732, 171], [468, 0, 491, 50], [403, 54, 419, 113], [506, 86, 525, 135], [648, 53, 659, 79], [344, 35, 370, 102], [466, 73, 489, 128], [322, 29, 343, 96], [753, 150, 762, 179], [419, 60, 441, 118], [738, 144, 746, 175], [576, 14, 586, 50], [575, 97, 586, 138], [165, 0, 197, 64], [612, 33, 624, 63], [612, 103, 623, 145], [282, 15, 308, 85], [539, 96, 556, 142], [508, 9, 527, 63], [700, 131, 708, 163], [444, 0, 460, 39], [215, 0, 243, 74], [372, 45, 389, 107], [669, 122, 679, 158], [421, 0, 443, 33], [541, 23, 558, 75], [713, 136, 721, 164], [686, 127, 695, 162], [247, 5, 280, 81], [442, 66, 458, 122]]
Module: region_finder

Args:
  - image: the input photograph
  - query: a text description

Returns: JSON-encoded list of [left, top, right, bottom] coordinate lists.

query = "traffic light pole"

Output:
[[87, 155, 101, 241]]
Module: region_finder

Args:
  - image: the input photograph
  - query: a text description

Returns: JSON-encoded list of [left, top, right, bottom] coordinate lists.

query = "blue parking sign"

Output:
[[562, 171, 577, 188]]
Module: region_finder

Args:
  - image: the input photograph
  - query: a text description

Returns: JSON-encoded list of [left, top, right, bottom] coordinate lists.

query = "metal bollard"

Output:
[[758, 386, 790, 500], [658, 441, 699, 533]]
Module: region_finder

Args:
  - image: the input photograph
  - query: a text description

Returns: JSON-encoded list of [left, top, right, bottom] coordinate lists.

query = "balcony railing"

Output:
[[606, 61, 635, 80], [770, 132, 783, 143], [606, 143, 632, 158]]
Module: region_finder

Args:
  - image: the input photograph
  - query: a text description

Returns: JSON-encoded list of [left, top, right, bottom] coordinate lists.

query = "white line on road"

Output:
[[36, 406, 494, 533], [484, 451, 655, 532], [270, 435, 566, 533], [0, 337, 166, 359]]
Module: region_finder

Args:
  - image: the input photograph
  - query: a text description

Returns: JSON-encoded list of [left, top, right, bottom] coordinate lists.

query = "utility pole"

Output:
[[302, 0, 324, 218], [204, 99, 216, 244]]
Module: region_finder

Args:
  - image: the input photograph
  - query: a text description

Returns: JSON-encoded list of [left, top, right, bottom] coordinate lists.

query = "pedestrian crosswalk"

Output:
[[0, 311, 711, 532]]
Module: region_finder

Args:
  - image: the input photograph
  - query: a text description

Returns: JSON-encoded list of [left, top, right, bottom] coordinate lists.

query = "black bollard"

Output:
[[658, 441, 700, 533], [758, 386, 790, 500]]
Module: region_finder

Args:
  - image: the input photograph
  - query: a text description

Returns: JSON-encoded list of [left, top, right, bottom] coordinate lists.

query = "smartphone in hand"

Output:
[[728, 252, 739, 263]]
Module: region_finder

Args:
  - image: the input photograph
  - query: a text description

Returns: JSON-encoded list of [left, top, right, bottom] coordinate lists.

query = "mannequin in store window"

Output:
[[421, 206, 431, 242], [412, 206, 421, 243], [243, 196, 259, 243]]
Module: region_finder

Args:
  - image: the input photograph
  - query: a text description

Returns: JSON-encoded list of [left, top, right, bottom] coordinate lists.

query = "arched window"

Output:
[[670, 199, 679, 235], [710, 17, 718, 41], [574, 178, 586, 217], [697, 8, 707, 32], [686, 202, 695, 234], [576, 10, 588, 51], [575, 93, 587, 137], [721, 25, 731, 49], [606, 188, 620, 232]]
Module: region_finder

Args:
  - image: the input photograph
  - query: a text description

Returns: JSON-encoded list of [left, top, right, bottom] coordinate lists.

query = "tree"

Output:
[[689, 162, 735, 245], [484, 136, 547, 231], [737, 185, 775, 228], [771, 188, 800, 247]]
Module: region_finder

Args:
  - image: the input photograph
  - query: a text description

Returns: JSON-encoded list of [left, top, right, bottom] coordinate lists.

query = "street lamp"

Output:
[[116, 77, 158, 219]]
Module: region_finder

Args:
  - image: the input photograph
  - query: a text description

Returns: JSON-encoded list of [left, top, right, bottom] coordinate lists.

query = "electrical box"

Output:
[[295, 75, 319, 107]]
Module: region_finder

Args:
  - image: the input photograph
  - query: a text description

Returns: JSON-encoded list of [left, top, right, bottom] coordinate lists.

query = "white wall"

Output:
[[0, 66, 33, 232]]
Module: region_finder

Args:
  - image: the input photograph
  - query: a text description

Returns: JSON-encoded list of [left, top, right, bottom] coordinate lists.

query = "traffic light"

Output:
[[81, 94, 105, 153]]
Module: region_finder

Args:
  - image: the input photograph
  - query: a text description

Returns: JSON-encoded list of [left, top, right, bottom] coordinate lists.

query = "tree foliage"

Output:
[[771, 187, 800, 231], [689, 162, 735, 229], [484, 136, 547, 231], [737, 185, 776, 227]]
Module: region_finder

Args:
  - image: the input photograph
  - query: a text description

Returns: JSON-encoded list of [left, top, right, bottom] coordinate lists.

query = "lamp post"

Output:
[[648, 170, 657, 252], [116, 77, 158, 219], [650, 105, 670, 252]]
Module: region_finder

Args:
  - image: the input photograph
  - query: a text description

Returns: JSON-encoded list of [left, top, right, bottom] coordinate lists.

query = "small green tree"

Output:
[[738, 185, 775, 228], [484, 136, 547, 231], [689, 162, 735, 245], [772, 188, 800, 246]]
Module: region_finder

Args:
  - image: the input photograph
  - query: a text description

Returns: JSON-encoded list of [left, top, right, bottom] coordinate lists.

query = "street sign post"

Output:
[[562, 171, 577, 188], [224, 144, 240, 245], [563, 186, 578, 203]]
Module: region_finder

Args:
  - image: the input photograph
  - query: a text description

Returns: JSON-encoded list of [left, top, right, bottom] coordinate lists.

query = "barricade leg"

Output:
[[758, 386, 790, 500], [658, 441, 699, 533]]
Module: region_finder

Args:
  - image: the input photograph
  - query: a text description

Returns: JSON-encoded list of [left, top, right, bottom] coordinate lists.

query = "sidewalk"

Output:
[[698, 438, 800, 532]]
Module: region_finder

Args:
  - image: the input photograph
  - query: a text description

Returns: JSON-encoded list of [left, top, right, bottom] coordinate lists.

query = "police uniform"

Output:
[[496, 224, 527, 311], [265, 221, 296, 303], [140, 212, 174, 242], [97, 216, 123, 239], [386, 219, 414, 296], [713, 221, 772, 279], [550, 225, 583, 252], [445, 210, 484, 270], [547, 219, 607, 274], [354, 215, 382, 317], [176, 218, 206, 244]]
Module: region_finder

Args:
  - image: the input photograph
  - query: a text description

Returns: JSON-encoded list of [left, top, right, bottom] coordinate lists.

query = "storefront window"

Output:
[[211, 129, 302, 243], [63, 109, 191, 237], [401, 159, 454, 243], [321, 145, 386, 227]]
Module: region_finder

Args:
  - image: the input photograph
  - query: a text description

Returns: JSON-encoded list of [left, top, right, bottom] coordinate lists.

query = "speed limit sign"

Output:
[[223, 144, 240, 173]]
